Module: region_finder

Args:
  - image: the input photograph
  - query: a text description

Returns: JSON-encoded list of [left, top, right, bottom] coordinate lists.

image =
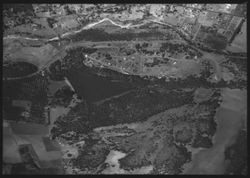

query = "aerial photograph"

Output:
[[2, 3, 247, 175]]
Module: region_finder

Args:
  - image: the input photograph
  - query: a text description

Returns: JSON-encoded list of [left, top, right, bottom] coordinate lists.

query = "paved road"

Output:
[[3, 17, 245, 81], [4, 18, 134, 43], [3, 18, 141, 81]]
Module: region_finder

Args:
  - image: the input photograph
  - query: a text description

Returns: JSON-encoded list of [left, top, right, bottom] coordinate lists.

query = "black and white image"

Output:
[[2, 3, 247, 175]]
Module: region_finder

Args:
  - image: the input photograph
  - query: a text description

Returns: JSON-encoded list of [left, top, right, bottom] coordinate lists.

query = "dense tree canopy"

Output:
[[204, 33, 228, 50]]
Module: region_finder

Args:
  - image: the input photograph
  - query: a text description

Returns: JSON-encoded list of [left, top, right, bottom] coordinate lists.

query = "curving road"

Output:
[[4, 18, 135, 43], [3, 17, 244, 81], [3, 18, 154, 81], [3, 47, 67, 81]]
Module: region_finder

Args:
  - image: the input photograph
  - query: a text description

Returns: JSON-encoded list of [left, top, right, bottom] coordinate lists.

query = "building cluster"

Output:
[[30, 4, 247, 45], [161, 4, 246, 44]]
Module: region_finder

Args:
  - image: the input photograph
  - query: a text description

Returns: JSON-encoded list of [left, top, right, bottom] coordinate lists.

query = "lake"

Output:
[[66, 66, 134, 102]]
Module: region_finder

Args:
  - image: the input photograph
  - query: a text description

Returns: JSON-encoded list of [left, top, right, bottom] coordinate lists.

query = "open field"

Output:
[[184, 88, 247, 174], [3, 4, 247, 175]]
